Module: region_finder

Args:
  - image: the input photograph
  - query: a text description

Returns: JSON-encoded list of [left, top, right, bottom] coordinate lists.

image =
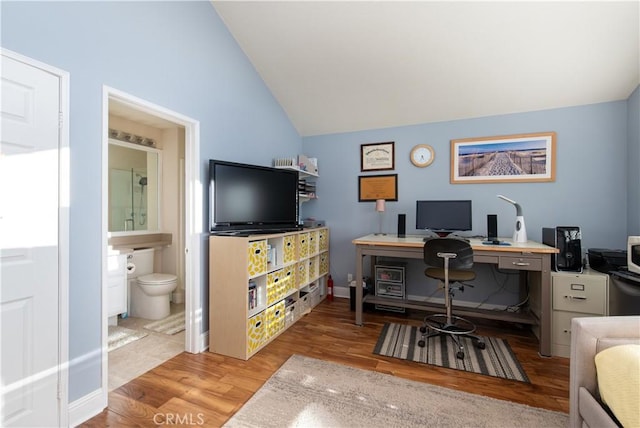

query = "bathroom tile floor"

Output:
[[108, 302, 185, 391]]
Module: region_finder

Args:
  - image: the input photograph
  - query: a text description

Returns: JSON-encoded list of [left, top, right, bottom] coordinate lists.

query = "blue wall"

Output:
[[303, 100, 632, 291], [2, 0, 638, 408], [628, 86, 640, 235], [1, 1, 301, 401]]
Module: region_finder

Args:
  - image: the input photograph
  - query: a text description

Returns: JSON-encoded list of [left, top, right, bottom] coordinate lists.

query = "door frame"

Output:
[[0, 48, 70, 427], [100, 87, 202, 404]]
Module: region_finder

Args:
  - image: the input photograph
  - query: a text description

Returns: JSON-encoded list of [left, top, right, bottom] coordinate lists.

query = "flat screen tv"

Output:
[[416, 200, 472, 234], [209, 160, 300, 234]]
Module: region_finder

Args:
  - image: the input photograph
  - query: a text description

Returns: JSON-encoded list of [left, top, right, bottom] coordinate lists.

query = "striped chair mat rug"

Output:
[[374, 322, 530, 382]]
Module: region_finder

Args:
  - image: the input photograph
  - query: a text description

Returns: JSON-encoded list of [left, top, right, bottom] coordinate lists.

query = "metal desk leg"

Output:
[[355, 245, 363, 325], [539, 254, 552, 356]]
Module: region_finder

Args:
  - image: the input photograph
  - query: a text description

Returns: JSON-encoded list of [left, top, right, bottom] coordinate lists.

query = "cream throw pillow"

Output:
[[594, 344, 640, 428]]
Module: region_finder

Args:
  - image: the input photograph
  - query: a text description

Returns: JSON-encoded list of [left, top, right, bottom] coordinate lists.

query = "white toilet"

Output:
[[128, 248, 178, 320]]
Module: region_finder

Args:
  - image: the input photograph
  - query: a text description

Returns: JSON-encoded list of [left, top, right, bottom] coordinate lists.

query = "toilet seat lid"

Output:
[[138, 273, 177, 285]]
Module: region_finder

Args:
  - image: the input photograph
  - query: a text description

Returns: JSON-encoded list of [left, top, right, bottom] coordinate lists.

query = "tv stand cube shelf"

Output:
[[209, 227, 329, 360]]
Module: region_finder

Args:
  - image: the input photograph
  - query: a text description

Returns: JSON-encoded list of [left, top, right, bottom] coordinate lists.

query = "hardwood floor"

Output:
[[81, 298, 570, 427]]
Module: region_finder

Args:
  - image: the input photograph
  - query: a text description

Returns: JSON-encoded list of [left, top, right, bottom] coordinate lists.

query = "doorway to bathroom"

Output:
[[100, 87, 201, 398]]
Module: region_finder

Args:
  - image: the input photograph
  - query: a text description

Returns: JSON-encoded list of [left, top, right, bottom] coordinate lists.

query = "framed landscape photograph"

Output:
[[450, 132, 556, 184], [358, 174, 398, 201], [361, 141, 395, 172]]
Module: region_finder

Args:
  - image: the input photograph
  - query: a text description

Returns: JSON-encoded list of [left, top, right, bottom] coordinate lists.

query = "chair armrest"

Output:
[[569, 316, 640, 428], [578, 387, 619, 428]]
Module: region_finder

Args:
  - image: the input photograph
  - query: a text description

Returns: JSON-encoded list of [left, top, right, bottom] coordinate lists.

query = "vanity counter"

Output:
[[108, 233, 172, 253]]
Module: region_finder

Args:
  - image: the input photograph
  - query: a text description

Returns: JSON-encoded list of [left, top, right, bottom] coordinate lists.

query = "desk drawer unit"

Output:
[[376, 265, 405, 283], [498, 255, 542, 271], [374, 263, 406, 313], [376, 281, 404, 298], [552, 274, 607, 314], [551, 270, 609, 357], [552, 311, 601, 348]]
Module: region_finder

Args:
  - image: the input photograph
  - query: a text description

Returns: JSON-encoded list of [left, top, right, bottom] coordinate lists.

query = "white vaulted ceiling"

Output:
[[212, 1, 639, 137]]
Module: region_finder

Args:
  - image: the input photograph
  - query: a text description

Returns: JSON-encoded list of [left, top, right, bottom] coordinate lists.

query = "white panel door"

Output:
[[1, 53, 61, 426]]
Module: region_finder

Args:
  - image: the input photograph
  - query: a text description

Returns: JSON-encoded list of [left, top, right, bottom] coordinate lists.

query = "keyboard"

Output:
[[423, 236, 469, 243], [481, 240, 511, 246]]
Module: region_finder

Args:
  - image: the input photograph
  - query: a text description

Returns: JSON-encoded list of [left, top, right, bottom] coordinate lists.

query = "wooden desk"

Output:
[[353, 234, 558, 356]]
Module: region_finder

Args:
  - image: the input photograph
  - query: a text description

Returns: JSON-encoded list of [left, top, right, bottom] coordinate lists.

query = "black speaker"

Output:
[[487, 214, 498, 241], [542, 226, 583, 272], [397, 214, 406, 238]]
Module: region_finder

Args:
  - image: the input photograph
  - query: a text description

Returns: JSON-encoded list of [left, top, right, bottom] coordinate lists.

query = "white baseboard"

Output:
[[199, 331, 209, 353], [68, 388, 105, 427], [334, 285, 350, 299]]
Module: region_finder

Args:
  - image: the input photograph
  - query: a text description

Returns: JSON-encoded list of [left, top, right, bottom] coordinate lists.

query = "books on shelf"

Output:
[[273, 155, 318, 175], [248, 281, 258, 311], [266, 244, 277, 266]]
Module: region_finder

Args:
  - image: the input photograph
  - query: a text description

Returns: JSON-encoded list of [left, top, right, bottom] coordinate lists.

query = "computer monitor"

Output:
[[416, 200, 472, 234]]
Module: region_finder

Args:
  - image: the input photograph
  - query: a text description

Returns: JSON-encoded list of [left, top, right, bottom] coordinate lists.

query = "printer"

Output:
[[587, 248, 627, 274]]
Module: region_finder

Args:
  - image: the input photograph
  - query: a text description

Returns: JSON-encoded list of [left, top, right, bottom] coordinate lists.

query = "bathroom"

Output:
[[106, 102, 187, 391]]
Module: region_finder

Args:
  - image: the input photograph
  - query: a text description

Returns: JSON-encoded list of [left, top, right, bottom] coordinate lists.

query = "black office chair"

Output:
[[418, 237, 485, 359]]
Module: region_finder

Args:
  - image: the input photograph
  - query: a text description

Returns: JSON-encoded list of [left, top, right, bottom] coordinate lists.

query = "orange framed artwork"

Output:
[[358, 174, 398, 201]]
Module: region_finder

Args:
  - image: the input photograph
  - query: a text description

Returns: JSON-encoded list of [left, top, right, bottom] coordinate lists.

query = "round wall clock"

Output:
[[410, 144, 435, 167]]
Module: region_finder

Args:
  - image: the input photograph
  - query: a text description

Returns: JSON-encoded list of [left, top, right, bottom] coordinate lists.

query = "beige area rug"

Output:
[[374, 322, 530, 382], [223, 355, 568, 428], [108, 326, 147, 352], [143, 311, 185, 335]]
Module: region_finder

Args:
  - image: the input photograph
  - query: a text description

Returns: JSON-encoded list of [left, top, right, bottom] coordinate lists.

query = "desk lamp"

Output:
[[375, 199, 386, 235], [497, 194, 527, 243]]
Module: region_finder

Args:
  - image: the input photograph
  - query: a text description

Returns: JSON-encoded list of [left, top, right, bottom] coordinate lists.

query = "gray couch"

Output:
[[570, 316, 640, 428]]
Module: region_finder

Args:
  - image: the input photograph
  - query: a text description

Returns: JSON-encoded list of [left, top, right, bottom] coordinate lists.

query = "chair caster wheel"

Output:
[[476, 341, 486, 350], [418, 340, 426, 348], [419, 326, 427, 333], [456, 351, 465, 359]]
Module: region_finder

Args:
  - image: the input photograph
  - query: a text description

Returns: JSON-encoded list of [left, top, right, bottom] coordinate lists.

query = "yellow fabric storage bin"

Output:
[[265, 301, 285, 339], [246, 312, 265, 355], [308, 256, 318, 280], [298, 232, 310, 258], [297, 260, 308, 288], [318, 229, 329, 252], [308, 230, 319, 255], [247, 240, 267, 277], [319, 252, 329, 276], [267, 270, 282, 306], [281, 266, 296, 295], [283, 234, 297, 264]]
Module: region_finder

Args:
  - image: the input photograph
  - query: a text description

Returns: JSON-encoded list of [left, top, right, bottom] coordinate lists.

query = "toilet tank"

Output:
[[130, 248, 155, 277]]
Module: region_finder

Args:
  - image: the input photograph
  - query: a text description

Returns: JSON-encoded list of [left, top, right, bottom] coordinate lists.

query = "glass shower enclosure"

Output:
[[108, 140, 160, 233], [110, 168, 147, 231]]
